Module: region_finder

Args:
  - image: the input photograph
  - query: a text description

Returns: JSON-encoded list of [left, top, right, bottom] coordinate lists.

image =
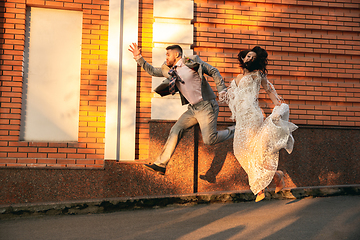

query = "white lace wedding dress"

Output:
[[226, 71, 298, 195]]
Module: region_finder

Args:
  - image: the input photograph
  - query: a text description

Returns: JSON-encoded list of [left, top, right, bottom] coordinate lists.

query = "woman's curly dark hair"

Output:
[[237, 49, 249, 65], [237, 46, 268, 75]]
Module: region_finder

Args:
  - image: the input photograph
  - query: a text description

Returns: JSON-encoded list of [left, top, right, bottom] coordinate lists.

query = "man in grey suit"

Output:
[[129, 43, 234, 175]]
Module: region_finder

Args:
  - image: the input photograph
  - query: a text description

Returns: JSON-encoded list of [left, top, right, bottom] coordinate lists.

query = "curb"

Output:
[[1, 185, 359, 219]]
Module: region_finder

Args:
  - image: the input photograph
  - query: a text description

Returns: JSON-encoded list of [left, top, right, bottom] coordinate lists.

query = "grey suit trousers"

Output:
[[154, 99, 234, 167]]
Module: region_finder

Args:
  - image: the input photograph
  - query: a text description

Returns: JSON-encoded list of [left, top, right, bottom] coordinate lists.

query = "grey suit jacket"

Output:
[[136, 55, 227, 105]]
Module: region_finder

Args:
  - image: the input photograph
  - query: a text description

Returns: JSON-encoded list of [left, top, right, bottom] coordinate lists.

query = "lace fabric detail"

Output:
[[226, 71, 298, 195]]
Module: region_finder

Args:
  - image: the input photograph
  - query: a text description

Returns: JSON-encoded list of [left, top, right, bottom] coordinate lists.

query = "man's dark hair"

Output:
[[166, 45, 183, 57], [237, 46, 268, 75]]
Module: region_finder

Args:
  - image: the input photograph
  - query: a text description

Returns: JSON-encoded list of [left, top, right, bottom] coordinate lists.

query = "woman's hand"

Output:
[[218, 89, 228, 103], [272, 114, 281, 124]]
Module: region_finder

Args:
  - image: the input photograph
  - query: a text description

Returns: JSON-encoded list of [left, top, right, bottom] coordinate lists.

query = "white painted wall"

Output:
[[151, 0, 194, 120], [105, 0, 194, 158], [105, 0, 139, 160], [154, 0, 193, 19]]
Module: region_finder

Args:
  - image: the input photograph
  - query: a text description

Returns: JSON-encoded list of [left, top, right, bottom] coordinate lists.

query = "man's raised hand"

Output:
[[128, 43, 141, 58]]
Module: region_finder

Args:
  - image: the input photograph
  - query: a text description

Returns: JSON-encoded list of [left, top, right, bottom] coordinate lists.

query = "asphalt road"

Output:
[[1, 195, 360, 240]]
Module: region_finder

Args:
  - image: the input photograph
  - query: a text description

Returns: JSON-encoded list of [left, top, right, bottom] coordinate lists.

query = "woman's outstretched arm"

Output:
[[260, 74, 284, 106]]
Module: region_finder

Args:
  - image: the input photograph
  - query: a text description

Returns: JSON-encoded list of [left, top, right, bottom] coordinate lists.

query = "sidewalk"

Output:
[[1, 194, 360, 240], [1, 185, 359, 219]]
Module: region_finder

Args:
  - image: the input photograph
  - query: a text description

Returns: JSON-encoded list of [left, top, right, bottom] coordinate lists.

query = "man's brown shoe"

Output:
[[144, 163, 166, 175]]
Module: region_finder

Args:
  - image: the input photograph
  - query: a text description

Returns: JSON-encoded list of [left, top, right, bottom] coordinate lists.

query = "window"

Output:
[[21, 7, 83, 142]]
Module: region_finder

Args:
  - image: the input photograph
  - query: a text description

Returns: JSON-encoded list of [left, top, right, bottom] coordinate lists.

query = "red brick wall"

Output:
[[193, 0, 360, 126], [0, 0, 109, 168], [1, 0, 359, 165], [135, 0, 359, 160], [136, 0, 153, 160]]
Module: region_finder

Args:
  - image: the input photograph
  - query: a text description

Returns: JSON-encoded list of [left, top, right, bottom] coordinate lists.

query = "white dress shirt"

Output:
[[174, 59, 203, 105]]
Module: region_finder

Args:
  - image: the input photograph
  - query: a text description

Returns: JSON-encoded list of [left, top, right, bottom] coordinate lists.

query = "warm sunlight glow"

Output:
[[176, 200, 313, 240]]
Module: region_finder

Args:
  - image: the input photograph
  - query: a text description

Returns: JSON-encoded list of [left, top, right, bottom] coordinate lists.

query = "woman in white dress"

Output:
[[224, 46, 298, 202]]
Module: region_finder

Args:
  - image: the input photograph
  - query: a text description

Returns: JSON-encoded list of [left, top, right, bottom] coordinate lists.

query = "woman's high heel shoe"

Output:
[[255, 190, 265, 202], [275, 170, 285, 193]]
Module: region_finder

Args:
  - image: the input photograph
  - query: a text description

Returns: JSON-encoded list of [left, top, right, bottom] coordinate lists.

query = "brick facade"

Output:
[[1, 0, 359, 165], [191, 0, 360, 128], [136, 0, 153, 160], [0, 0, 109, 167], [1, 0, 360, 205], [135, 0, 360, 161]]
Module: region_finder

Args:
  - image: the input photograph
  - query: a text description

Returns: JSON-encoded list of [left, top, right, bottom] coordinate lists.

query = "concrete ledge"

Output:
[[1, 185, 359, 219]]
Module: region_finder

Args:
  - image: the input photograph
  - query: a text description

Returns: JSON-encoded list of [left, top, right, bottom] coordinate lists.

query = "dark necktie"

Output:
[[168, 66, 184, 95]]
